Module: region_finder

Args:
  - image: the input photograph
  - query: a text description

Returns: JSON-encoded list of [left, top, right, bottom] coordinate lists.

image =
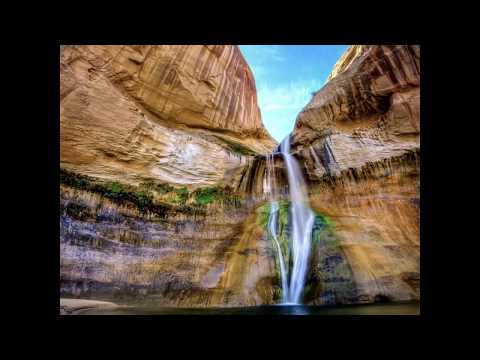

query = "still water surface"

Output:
[[83, 302, 419, 315]]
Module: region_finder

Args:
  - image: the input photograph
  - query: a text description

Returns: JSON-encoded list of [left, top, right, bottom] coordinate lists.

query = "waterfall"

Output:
[[267, 201, 289, 302], [263, 153, 274, 199], [265, 134, 315, 304]]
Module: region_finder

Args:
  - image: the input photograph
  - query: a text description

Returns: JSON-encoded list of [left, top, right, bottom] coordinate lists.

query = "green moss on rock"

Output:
[[257, 201, 353, 304], [192, 186, 242, 207], [172, 187, 189, 205], [61, 169, 173, 217], [194, 187, 218, 206], [60, 169, 239, 218]]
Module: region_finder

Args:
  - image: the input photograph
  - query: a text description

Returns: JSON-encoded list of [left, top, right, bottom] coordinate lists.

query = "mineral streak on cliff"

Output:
[[60, 184, 277, 306], [60, 45, 276, 188], [290, 45, 420, 304], [60, 45, 279, 307]]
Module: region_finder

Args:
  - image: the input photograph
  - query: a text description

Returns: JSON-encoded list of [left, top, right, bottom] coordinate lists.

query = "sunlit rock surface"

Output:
[[60, 45, 276, 188], [60, 45, 278, 307], [291, 45, 420, 304], [60, 298, 124, 315], [60, 45, 420, 308]]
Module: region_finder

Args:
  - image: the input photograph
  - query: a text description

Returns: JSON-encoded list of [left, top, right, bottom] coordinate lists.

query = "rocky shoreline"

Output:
[[59, 298, 419, 315], [60, 298, 127, 315]]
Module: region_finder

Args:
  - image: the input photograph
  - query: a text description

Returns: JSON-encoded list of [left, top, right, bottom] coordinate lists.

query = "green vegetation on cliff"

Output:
[[61, 169, 154, 210], [61, 169, 179, 217], [194, 187, 217, 205], [60, 169, 245, 217], [173, 187, 189, 205], [192, 186, 243, 207]]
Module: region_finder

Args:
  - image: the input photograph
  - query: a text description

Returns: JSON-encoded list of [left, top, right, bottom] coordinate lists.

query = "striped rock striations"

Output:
[[60, 45, 421, 308], [290, 45, 420, 305], [60, 45, 276, 188], [60, 45, 278, 306], [60, 184, 277, 306]]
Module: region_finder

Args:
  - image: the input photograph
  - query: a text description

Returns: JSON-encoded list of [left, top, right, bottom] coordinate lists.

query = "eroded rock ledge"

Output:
[[60, 172, 278, 307], [291, 45, 420, 305], [60, 298, 125, 315], [60, 45, 277, 189]]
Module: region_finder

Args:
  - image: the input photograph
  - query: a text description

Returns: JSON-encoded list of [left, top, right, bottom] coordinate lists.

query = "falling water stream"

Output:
[[266, 135, 316, 304], [267, 201, 289, 302]]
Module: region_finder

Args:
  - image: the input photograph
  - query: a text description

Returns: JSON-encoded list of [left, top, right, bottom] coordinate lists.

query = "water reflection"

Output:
[[79, 302, 420, 315]]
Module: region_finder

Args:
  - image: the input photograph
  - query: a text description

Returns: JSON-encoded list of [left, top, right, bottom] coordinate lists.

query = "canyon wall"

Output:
[[293, 45, 420, 304], [60, 45, 276, 189], [60, 184, 278, 306], [60, 45, 420, 308], [60, 45, 278, 306]]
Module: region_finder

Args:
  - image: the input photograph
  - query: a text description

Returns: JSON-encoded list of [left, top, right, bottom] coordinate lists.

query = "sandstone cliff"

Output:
[[60, 45, 276, 188], [231, 45, 420, 305], [60, 183, 277, 306], [60, 45, 278, 306], [60, 45, 420, 308], [292, 45, 420, 304]]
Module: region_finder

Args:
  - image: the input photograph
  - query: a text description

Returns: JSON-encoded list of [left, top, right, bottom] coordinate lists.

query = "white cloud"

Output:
[[238, 45, 328, 141], [264, 103, 288, 111], [257, 79, 323, 113]]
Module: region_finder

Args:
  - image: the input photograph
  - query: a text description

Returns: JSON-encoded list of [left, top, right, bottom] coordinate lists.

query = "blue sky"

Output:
[[239, 45, 349, 142]]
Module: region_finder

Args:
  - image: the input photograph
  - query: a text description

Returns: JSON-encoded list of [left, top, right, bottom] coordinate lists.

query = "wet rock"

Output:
[[294, 45, 420, 305]]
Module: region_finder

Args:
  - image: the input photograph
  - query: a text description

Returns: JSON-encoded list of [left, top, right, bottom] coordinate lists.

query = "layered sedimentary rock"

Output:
[[60, 45, 276, 188], [234, 45, 420, 305], [292, 45, 420, 304], [60, 184, 278, 306], [60, 45, 420, 308], [60, 45, 278, 306]]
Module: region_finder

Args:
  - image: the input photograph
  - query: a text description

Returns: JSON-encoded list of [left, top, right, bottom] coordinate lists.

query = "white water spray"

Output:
[[267, 201, 289, 302], [266, 135, 315, 304]]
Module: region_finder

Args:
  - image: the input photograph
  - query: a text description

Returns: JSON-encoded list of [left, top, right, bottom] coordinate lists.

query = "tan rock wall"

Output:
[[60, 45, 276, 188], [291, 45, 420, 303], [308, 154, 420, 303], [60, 185, 276, 306], [60, 44, 421, 307]]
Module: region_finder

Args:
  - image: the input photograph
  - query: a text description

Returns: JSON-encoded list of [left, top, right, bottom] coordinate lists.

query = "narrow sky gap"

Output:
[[239, 45, 349, 142]]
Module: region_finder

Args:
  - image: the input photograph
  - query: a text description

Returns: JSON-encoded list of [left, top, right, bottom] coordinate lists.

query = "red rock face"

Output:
[[62, 45, 268, 138], [59, 45, 279, 307], [292, 45, 420, 174], [60, 45, 276, 187], [294, 45, 420, 147], [290, 45, 420, 305], [59, 45, 421, 308]]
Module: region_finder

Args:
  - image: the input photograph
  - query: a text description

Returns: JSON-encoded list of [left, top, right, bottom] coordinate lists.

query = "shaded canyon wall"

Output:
[[295, 45, 420, 304], [60, 45, 279, 306]]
